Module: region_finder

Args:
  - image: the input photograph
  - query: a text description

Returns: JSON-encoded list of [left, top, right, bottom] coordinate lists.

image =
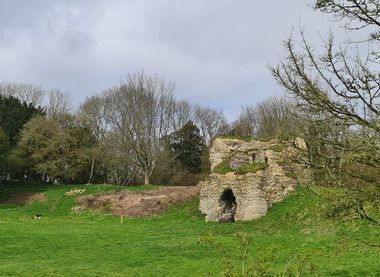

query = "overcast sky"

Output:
[[0, 0, 346, 120]]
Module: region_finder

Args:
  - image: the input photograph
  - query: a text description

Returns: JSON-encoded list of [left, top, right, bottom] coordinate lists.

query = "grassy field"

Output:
[[0, 182, 379, 276]]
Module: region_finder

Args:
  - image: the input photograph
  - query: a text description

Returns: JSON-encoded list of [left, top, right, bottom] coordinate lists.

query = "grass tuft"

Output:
[[269, 143, 286, 152], [235, 162, 268, 175], [213, 162, 234, 174]]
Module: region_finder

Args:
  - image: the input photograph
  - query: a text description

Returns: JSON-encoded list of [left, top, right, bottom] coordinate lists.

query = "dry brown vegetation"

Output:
[[0, 192, 47, 205], [77, 186, 199, 217]]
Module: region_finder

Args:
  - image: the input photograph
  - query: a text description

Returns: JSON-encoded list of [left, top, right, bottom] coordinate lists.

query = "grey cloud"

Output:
[[0, 0, 355, 119]]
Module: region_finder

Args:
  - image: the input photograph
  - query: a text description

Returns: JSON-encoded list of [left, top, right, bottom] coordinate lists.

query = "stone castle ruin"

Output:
[[199, 138, 306, 222]]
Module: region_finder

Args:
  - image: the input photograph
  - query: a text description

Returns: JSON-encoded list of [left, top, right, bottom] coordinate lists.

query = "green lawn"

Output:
[[0, 182, 379, 276]]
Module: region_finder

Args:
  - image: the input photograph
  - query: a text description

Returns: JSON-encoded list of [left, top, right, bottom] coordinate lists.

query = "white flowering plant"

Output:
[[65, 189, 86, 196]]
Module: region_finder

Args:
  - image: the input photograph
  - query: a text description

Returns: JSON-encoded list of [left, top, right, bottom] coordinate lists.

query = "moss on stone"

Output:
[[277, 159, 293, 166], [213, 162, 234, 174], [270, 143, 286, 152], [235, 162, 268, 175], [214, 161, 269, 175]]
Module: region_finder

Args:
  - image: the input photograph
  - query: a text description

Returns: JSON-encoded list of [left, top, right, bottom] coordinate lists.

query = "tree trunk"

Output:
[[88, 155, 95, 184], [144, 171, 150, 185]]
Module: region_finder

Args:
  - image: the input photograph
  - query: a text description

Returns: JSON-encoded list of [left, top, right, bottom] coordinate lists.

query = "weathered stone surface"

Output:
[[294, 137, 307, 150], [199, 138, 304, 222]]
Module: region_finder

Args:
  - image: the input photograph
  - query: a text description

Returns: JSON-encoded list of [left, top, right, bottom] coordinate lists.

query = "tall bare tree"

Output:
[[79, 94, 110, 141], [77, 95, 111, 183], [100, 131, 137, 185], [0, 82, 44, 106], [106, 72, 176, 185], [46, 89, 71, 116], [233, 106, 257, 138], [231, 96, 297, 139], [172, 100, 194, 131], [194, 105, 228, 145], [254, 96, 297, 138]]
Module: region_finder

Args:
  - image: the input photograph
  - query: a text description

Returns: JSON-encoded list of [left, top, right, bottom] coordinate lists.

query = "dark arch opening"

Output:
[[219, 188, 237, 223]]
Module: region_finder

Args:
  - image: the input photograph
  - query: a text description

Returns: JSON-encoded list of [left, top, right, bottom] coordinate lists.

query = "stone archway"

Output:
[[218, 188, 237, 223]]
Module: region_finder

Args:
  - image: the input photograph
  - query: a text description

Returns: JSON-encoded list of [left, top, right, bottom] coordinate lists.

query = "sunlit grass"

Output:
[[0, 182, 379, 276]]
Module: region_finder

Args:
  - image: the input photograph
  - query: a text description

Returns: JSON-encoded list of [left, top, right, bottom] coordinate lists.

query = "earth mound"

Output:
[[78, 186, 199, 217], [0, 192, 47, 205]]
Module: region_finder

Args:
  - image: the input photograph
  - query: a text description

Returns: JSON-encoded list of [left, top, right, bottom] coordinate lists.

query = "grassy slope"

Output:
[[0, 183, 379, 276]]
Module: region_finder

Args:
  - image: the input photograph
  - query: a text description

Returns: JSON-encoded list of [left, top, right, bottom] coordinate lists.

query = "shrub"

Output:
[[213, 162, 233, 174]]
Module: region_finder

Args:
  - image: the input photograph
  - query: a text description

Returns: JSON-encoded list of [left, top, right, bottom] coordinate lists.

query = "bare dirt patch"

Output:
[[77, 186, 199, 217], [0, 192, 47, 205]]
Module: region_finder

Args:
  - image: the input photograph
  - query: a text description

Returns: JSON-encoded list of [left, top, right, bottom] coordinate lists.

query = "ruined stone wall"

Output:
[[199, 138, 305, 222]]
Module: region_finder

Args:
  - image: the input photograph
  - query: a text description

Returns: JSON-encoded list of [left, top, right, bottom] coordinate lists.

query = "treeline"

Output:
[[0, 75, 304, 186], [0, 75, 230, 185]]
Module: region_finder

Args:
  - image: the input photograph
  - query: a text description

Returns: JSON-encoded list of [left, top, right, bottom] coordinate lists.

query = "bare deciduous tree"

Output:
[[46, 89, 71, 116], [232, 106, 257, 138], [77, 95, 112, 183], [100, 131, 137, 185], [316, 0, 380, 41], [272, 1, 380, 133], [255, 96, 297, 138], [0, 82, 44, 106], [194, 105, 228, 145], [230, 96, 296, 139], [271, 0, 380, 223], [172, 100, 194, 131], [106, 72, 176, 185], [79, 94, 110, 141]]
